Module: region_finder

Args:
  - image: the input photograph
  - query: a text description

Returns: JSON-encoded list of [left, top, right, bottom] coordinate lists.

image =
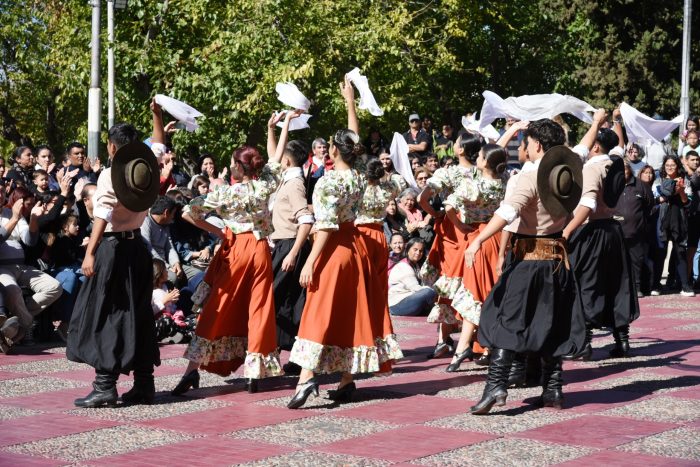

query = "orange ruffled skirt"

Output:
[[290, 223, 402, 374], [184, 230, 282, 378]]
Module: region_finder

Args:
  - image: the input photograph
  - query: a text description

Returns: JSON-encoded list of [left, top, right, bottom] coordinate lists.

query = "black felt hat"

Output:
[[537, 145, 584, 218], [111, 141, 160, 212]]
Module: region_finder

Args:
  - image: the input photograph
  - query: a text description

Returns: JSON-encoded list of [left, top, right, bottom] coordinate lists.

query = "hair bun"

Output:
[[496, 162, 507, 174]]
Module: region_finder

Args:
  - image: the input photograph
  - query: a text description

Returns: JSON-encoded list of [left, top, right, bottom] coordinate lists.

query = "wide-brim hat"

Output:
[[537, 145, 584, 218], [111, 141, 160, 212], [603, 155, 625, 208]]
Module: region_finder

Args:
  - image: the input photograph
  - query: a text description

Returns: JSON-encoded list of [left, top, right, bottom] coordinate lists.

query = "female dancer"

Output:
[[444, 144, 507, 372], [287, 80, 402, 409], [172, 111, 299, 395], [418, 132, 481, 358]]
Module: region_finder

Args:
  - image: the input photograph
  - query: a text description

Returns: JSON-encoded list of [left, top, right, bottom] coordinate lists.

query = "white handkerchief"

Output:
[[346, 68, 384, 117], [154, 94, 203, 132], [478, 91, 594, 130], [275, 82, 311, 111], [462, 114, 501, 141], [275, 111, 312, 131], [619, 103, 683, 145], [390, 132, 417, 189]]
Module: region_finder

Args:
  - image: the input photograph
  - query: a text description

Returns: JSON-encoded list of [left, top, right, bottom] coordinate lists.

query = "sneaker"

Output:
[[680, 288, 696, 297], [650, 290, 660, 296]]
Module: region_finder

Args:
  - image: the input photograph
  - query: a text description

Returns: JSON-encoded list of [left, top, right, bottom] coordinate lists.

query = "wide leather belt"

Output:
[[513, 237, 570, 271]]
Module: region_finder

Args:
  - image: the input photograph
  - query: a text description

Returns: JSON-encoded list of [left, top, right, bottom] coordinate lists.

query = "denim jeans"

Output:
[[389, 288, 437, 316], [53, 266, 86, 322]]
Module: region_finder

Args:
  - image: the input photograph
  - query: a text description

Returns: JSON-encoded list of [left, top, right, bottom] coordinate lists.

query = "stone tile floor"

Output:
[[0, 294, 699, 466]]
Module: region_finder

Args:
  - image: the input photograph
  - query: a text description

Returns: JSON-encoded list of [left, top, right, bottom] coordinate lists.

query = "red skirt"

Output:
[[184, 229, 281, 378], [290, 223, 402, 374]]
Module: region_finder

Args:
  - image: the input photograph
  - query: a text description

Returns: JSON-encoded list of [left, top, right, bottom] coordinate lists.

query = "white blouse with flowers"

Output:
[[183, 162, 282, 240], [426, 165, 477, 200], [444, 175, 506, 224], [312, 169, 365, 230], [356, 175, 406, 225]]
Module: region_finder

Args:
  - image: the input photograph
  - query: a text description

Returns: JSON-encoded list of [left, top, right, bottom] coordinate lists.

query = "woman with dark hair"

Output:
[[388, 237, 435, 316], [417, 131, 481, 358], [287, 80, 402, 409], [443, 144, 508, 371], [678, 115, 699, 156], [650, 155, 694, 296], [190, 175, 210, 197], [6, 146, 34, 188], [383, 198, 408, 244], [171, 112, 299, 396], [198, 154, 226, 189], [354, 158, 405, 375]]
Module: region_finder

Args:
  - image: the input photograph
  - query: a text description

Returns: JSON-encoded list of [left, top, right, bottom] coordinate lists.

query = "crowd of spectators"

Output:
[[1, 108, 698, 352]]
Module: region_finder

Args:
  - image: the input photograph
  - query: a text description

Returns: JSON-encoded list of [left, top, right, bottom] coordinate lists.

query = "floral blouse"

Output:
[[313, 169, 365, 230], [356, 176, 405, 225], [445, 176, 506, 224], [183, 162, 282, 240], [426, 165, 477, 200]]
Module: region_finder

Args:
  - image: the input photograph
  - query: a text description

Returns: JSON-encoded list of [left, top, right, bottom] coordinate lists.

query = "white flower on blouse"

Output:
[[445, 176, 505, 224], [183, 162, 282, 240], [356, 175, 405, 225], [426, 165, 477, 199]]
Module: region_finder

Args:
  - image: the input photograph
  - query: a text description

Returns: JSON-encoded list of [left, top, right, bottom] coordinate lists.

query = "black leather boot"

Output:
[[562, 324, 592, 361], [507, 353, 527, 388], [121, 368, 155, 405], [470, 348, 514, 415], [539, 356, 564, 409], [75, 371, 118, 408], [609, 325, 631, 358]]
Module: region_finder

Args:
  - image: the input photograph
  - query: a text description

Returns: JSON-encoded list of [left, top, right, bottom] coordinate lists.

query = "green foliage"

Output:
[[0, 0, 698, 164]]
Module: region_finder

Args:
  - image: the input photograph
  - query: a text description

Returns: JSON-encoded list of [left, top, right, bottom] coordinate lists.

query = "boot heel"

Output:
[[495, 394, 507, 406]]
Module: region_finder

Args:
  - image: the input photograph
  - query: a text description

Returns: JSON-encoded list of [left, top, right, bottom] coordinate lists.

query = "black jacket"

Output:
[[615, 176, 654, 239]]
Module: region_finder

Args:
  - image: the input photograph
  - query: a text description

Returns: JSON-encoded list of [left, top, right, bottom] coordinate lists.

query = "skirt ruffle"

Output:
[[289, 335, 403, 374]]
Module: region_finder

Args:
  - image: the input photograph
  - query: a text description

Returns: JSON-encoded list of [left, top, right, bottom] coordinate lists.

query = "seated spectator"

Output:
[[388, 233, 405, 272], [0, 157, 6, 180], [441, 156, 455, 168], [425, 153, 439, 173], [6, 146, 34, 188], [167, 189, 215, 279], [50, 214, 86, 340], [409, 154, 421, 173], [388, 238, 436, 316], [151, 258, 189, 343], [414, 168, 430, 190], [32, 170, 50, 194], [0, 182, 62, 346], [383, 198, 409, 244], [190, 175, 210, 197], [140, 195, 185, 285]]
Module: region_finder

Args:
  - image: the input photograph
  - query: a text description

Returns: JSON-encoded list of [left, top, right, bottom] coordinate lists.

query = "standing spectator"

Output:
[[422, 116, 438, 150], [304, 138, 329, 175], [651, 155, 694, 296], [198, 154, 227, 188], [681, 130, 699, 157], [388, 238, 436, 316], [60, 143, 96, 186], [678, 115, 699, 156], [404, 113, 431, 159], [615, 159, 654, 297], [435, 123, 456, 159], [364, 129, 388, 159], [626, 144, 646, 175], [140, 196, 184, 285], [76, 182, 97, 240], [6, 146, 34, 187], [34, 145, 59, 191], [685, 150, 700, 287]]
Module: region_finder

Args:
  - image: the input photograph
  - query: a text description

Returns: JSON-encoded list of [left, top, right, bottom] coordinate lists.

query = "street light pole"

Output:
[[107, 0, 115, 129], [680, 0, 692, 135], [87, 0, 101, 162]]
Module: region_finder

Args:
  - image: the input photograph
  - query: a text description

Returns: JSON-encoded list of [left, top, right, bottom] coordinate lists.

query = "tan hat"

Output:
[[111, 141, 160, 212], [537, 145, 583, 218]]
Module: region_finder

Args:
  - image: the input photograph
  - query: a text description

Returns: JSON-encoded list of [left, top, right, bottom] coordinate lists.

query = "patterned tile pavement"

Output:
[[0, 294, 698, 465]]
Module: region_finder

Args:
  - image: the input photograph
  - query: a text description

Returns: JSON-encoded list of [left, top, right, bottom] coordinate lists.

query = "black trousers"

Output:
[[624, 237, 650, 292]]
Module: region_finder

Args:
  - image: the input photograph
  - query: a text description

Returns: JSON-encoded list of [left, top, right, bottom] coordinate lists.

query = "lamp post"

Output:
[[107, 0, 128, 130], [679, 0, 692, 135], [87, 0, 101, 162]]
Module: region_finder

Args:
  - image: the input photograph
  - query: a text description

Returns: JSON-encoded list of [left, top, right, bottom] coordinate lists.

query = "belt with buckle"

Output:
[[513, 237, 570, 271], [104, 230, 139, 240]]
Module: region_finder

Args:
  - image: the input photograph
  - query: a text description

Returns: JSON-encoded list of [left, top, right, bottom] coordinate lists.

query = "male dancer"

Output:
[[464, 118, 586, 414], [563, 110, 639, 359], [67, 123, 160, 407]]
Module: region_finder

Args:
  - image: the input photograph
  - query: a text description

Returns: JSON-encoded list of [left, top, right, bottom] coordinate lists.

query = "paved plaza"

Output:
[[0, 295, 699, 466]]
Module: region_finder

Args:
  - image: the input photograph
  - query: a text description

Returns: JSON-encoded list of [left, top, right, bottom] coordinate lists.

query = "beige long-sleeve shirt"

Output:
[[269, 168, 314, 240]]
